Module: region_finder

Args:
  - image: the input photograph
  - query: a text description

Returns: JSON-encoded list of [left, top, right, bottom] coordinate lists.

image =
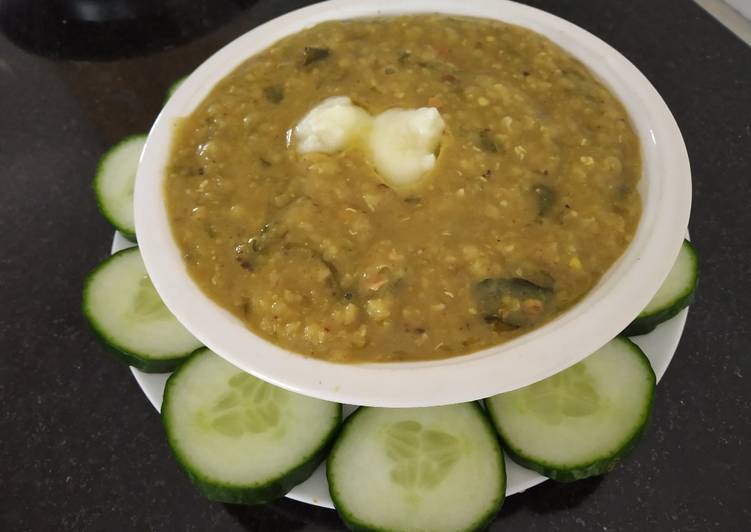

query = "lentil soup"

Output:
[[165, 15, 641, 363]]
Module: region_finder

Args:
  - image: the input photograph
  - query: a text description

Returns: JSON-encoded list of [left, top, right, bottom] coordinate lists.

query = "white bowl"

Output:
[[135, 0, 691, 407]]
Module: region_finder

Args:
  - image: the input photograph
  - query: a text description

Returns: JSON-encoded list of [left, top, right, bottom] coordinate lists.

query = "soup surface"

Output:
[[165, 15, 641, 363]]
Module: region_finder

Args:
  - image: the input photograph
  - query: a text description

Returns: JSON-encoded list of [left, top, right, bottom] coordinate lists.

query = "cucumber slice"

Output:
[[485, 337, 655, 482], [93, 135, 146, 241], [327, 404, 505, 532], [624, 239, 698, 336], [83, 247, 202, 372], [165, 76, 186, 102], [162, 348, 341, 504]]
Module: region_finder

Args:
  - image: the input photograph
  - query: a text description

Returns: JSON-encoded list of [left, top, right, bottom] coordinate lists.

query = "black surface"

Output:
[[2, 0, 750, 530], [0, 0, 257, 60]]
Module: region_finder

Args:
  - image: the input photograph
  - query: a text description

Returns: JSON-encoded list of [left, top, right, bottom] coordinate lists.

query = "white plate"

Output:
[[133, 0, 692, 407], [114, 228, 688, 509]]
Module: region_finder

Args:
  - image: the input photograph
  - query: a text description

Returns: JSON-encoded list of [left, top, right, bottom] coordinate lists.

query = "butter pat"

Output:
[[369, 107, 445, 188], [294, 96, 372, 154], [293, 97, 445, 188]]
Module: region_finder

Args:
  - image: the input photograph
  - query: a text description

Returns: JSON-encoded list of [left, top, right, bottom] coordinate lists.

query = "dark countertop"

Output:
[[2, 0, 750, 530]]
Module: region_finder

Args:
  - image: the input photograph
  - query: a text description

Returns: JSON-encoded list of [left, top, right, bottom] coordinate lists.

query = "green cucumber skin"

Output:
[[327, 403, 506, 532], [121, 231, 138, 244], [163, 349, 343, 505], [86, 318, 197, 373], [623, 291, 695, 336], [93, 134, 147, 241], [497, 418, 649, 483], [82, 247, 198, 373], [326, 407, 372, 532], [164, 76, 187, 103], [486, 337, 655, 483], [624, 240, 698, 337]]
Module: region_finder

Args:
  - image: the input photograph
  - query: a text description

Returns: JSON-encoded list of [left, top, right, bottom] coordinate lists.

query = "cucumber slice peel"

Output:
[[624, 239, 698, 336], [327, 403, 505, 532], [82, 247, 202, 372], [486, 337, 655, 482], [162, 348, 341, 504], [165, 76, 187, 103], [93, 135, 146, 241]]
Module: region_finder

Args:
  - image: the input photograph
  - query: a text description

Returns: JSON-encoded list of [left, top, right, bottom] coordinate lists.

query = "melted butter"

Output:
[[291, 97, 445, 188]]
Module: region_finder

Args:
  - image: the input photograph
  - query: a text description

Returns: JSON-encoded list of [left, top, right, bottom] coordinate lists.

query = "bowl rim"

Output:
[[135, 0, 692, 407]]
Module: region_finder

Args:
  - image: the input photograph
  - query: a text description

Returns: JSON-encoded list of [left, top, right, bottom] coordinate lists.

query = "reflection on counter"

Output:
[[0, 0, 258, 60]]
